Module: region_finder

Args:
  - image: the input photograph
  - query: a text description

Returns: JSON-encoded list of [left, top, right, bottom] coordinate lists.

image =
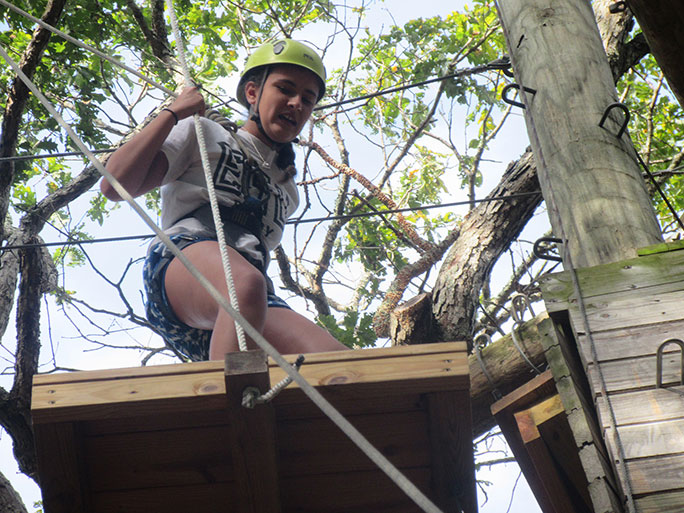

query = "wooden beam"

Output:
[[625, 0, 684, 108], [515, 395, 592, 513], [491, 371, 558, 512], [427, 390, 477, 513], [33, 422, 91, 513], [224, 350, 281, 513], [496, 0, 662, 268]]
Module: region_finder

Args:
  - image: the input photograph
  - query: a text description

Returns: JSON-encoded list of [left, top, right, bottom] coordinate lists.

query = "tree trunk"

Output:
[[431, 149, 541, 346], [626, 0, 684, 108], [468, 314, 548, 437], [496, 0, 662, 269], [0, 471, 28, 513]]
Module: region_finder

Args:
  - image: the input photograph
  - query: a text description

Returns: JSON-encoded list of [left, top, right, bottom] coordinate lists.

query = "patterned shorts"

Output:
[[142, 233, 290, 361]]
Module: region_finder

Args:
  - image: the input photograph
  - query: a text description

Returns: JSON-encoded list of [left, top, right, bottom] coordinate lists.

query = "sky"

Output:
[[0, 1, 547, 511]]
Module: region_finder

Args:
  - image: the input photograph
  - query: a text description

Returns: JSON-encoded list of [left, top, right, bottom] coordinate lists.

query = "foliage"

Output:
[[619, 53, 684, 234]]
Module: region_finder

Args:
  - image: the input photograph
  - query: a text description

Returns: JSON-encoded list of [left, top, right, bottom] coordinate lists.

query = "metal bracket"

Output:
[[533, 237, 563, 262], [474, 333, 503, 400], [599, 102, 630, 139], [656, 338, 684, 395], [501, 83, 537, 109], [511, 293, 535, 324], [609, 1, 627, 13]]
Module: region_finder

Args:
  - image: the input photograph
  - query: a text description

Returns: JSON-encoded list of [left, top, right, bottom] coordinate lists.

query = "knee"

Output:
[[234, 266, 267, 305]]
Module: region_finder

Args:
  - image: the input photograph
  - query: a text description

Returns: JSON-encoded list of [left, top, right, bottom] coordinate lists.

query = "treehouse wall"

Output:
[[540, 241, 684, 513]]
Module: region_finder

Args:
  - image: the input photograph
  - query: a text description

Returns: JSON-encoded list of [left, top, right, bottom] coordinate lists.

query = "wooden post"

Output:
[[496, 0, 662, 268], [225, 350, 281, 513]]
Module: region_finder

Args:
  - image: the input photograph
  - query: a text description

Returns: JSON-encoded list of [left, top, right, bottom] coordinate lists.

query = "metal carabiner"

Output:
[[656, 338, 684, 394]]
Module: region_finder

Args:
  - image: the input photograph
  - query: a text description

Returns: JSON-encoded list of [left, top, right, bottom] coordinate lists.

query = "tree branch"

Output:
[[0, 0, 68, 242]]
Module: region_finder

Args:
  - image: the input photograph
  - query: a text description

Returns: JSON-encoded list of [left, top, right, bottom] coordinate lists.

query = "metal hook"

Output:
[[656, 338, 684, 393], [511, 293, 535, 325], [609, 1, 627, 13], [474, 333, 503, 400], [501, 83, 537, 109], [533, 237, 563, 262], [599, 102, 630, 139]]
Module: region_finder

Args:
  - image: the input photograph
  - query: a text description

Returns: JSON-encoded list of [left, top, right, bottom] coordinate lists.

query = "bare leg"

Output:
[[262, 307, 349, 354], [164, 241, 268, 359], [164, 240, 347, 360]]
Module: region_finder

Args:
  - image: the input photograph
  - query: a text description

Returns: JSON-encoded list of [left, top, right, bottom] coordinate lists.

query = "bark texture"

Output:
[[0, 471, 28, 513], [431, 150, 541, 347]]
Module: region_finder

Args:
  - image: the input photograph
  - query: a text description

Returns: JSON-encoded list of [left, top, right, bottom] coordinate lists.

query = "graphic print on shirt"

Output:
[[213, 141, 292, 244]]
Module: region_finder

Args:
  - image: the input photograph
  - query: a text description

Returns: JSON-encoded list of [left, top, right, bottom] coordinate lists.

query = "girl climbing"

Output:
[[102, 39, 348, 361]]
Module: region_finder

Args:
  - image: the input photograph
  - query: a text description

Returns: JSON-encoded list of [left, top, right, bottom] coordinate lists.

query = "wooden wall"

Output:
[[540, 241, 684, 512]]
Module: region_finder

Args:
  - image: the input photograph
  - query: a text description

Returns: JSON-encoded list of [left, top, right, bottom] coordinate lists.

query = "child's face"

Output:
[[245, 64, 320, 144]]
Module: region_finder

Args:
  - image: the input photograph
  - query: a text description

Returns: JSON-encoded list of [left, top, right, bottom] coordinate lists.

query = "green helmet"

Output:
[[236, 39, 326, 108]]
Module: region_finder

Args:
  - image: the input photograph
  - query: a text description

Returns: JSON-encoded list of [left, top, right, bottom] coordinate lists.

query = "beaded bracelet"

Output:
[[161, 107, 178, 125]]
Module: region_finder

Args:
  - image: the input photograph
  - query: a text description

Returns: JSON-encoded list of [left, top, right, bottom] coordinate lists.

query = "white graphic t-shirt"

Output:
[[156, 117, 300, 267]]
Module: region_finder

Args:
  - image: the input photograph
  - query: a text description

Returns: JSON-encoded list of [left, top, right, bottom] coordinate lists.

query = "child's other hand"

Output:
[[169, 86, 206, 120]]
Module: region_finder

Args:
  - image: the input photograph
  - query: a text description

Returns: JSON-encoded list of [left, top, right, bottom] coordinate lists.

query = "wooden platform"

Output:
[[540, 241, 684, 512], [31, 342, 476, 513]]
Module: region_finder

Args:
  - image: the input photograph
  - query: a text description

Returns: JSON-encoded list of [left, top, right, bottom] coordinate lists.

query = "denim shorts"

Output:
[[143, 233, 290, 361]]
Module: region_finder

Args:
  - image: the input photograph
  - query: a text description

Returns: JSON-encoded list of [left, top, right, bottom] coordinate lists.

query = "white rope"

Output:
[[0, 20, 445, 513], [164, 0, 248, 352], [0, 0, 176, 97]]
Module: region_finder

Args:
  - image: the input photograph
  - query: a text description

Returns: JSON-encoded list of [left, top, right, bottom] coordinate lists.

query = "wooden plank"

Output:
[[427, 390, 477, 513], [32, 371, 228, 424], [597, 388, 684, 427], [586, 477, 624, 513], [586, 354, 684, 395], [637, 240, 684, 256], [91, 482, 237, 513], [635, 489, 684, 513], [33, 359, 224, 386], [627, 453, 684, 495], [577, 318, 684, 364], [82, 408, 231, 436], [535, 399, 593, 512], [33, 347, 468, 424], [613, 418, 684, 460], [275, 391, 425, 421], [571, 288, 684, 334], [32, 342, 467, 386], [491, 370, 557, 513], [84, 425, 233, 491], [515, 400, 583, 513], [33, 422, 91, 513], [278, 409, 430, 477], [224, 350, 280, 513], [491, 370, 556, 417], [539, 249, 684, 308], [280, 467, 432, 513]]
